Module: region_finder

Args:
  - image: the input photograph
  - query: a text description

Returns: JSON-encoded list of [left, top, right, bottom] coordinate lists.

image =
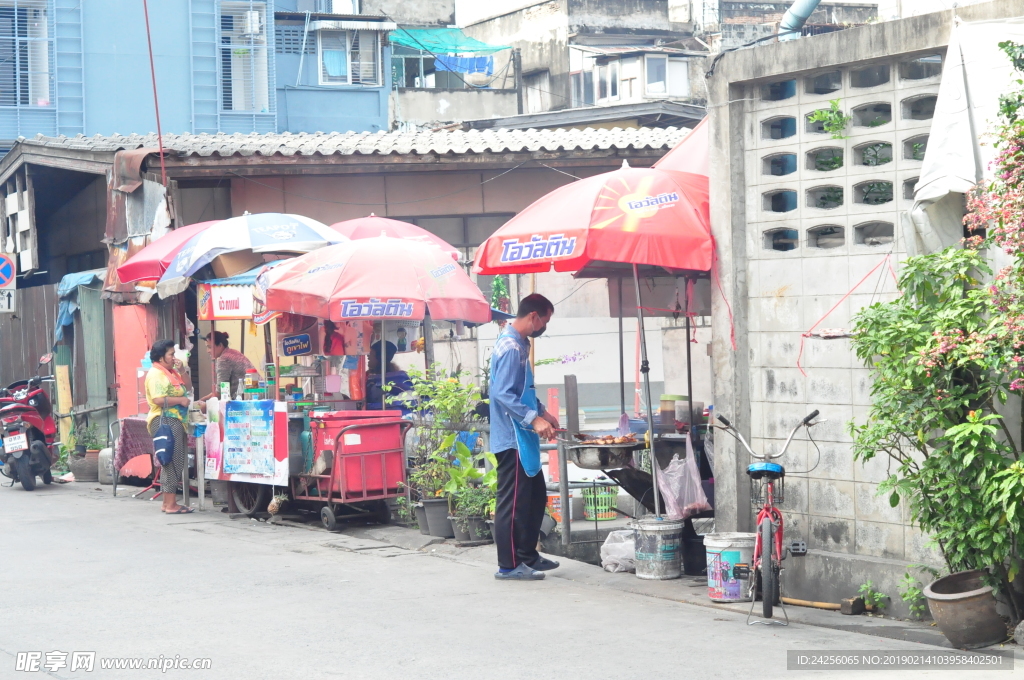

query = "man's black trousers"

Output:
[[493, 447, 547, 570]]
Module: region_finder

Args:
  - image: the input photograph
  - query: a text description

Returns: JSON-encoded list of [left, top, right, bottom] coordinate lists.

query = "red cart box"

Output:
[[310, 411, 406, 501]]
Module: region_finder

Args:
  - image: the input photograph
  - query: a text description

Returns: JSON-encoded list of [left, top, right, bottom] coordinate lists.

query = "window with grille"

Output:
[[0, 0, 52, 108], [275, 24, 314, 55], [220, 1, 270, 112], [318, 30, 379, 86]]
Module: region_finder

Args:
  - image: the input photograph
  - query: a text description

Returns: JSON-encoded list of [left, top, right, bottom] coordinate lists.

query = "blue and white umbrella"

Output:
[[157, 213, 346, 297]]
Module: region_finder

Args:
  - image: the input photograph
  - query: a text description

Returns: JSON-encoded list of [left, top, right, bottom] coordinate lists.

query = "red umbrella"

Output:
[[331, 214, 461, 261], [654, 117, 710, 175], [117, 220, 220, 283], [473, 165, 710, 276], [473, 162, 713, 518], [261, 235, 490, 323]]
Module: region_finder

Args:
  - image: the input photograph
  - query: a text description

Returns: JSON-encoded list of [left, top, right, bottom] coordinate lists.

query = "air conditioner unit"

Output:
[[243, 10, 263, 35]]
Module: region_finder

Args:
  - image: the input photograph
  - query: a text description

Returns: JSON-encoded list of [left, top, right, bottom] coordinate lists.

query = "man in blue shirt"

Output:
[[490, 294, 560, 580]]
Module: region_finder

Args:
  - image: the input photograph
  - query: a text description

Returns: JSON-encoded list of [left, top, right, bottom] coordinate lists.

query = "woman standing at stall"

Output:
[[365, 340, 414, 412], [145, 340, 197, 514], [200, 331, 258, 400]]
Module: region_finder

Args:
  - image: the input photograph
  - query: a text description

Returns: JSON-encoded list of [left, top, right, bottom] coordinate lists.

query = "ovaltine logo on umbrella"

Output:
[[624, 191, 679, 212], [499, 234, 577, 263], [340, 298, 415, 318], [252, 223, 298, 240], [174, 246, 195, 273]]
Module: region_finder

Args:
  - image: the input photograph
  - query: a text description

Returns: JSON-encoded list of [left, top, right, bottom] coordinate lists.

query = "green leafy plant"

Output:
[[813, 149, 843, 172], [859, 581, 889, 612], [911, 142, 927, 161], [861, 143, 892, 167], [849, 245, 1024, 624], [400, 367, 484, 498], [75, 424, 103, 451], [860, 181, 893, 205], [393, 494, 415, 524], [998, 41, 1024, 123], [807, 99, 851, 139], [407, 453, 451, 499], [817, 186, 844, 209], [899, 565, 939, 620], [866, 116, 890, 128]]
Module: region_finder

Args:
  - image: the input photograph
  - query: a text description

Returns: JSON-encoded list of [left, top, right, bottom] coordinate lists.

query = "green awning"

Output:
[[390, 28, 510, 54]]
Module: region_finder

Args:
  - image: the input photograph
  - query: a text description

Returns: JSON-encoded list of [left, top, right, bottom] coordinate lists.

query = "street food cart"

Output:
[[197, 271, 412, 526]]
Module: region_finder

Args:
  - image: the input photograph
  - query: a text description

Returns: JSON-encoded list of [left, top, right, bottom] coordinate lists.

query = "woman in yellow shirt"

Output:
[[145, 339, 196, 514]]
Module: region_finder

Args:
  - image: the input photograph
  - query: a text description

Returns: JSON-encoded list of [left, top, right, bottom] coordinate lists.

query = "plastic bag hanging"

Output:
[[656, 431, 712, 520]]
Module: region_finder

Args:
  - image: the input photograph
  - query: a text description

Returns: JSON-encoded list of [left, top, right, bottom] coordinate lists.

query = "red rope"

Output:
[[796, 254, 895, 376], [142, 0, 167, 187], [710, 235, 737, 351]]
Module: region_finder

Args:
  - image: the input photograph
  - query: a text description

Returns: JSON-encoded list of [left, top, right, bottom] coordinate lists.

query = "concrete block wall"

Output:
[[741, 54, 948, 614]]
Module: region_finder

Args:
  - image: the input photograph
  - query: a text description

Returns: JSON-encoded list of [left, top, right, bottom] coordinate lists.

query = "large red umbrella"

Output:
[[117, 220, 220, 283], [473, 165, 710, 276], [331, 215, 461, 261], [473, 163, 713, 518], [261, 235, 490, 324]]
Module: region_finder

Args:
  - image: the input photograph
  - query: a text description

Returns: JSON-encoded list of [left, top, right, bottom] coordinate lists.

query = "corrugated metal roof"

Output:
[[16, 127, 690, 158]]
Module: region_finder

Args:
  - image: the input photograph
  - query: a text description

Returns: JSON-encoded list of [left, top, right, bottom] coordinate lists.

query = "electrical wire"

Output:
[[141, 0, 167, 186], [786, 426, 823, 475], [704, 29, 799, 79]]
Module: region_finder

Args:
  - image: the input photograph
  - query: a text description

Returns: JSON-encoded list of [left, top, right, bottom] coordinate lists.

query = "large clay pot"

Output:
[[924, 570, 1007, 649]]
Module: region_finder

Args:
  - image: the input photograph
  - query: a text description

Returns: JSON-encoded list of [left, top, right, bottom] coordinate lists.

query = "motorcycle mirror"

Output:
[[38, 353, 53, 366]]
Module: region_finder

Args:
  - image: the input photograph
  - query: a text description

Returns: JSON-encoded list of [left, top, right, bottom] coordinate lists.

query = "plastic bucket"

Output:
[[632, 518, 684, 580], [704, 532, 756, 602]]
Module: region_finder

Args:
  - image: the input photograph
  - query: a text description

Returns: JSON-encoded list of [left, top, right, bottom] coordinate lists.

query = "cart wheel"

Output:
[[41, 468, 52, 485], [321, 506, 338, 531], [230, 481, 271, 516], [366, 500, 391, 525]]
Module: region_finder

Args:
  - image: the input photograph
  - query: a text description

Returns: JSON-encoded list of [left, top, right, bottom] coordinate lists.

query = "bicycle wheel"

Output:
[[760, 517, 775, 619]]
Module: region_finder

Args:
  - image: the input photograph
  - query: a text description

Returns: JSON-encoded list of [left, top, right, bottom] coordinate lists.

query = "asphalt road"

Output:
[[0, 481, 1014, 679]]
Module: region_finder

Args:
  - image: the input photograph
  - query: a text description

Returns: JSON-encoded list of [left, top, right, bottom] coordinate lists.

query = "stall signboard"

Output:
[[282, 334, 312, 357], [222, 399, 276, 475], [197, 283, 255, 321]]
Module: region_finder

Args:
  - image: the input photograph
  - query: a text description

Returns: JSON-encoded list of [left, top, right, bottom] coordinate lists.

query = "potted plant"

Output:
[[401, 366, 486, 540], [69, 424, 103, 482], [408, 453, 453, 538], [446, 449, 497, 543]]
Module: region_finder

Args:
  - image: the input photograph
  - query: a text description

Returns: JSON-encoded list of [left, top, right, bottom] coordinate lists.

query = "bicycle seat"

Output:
[[747, 461, 785, 479]]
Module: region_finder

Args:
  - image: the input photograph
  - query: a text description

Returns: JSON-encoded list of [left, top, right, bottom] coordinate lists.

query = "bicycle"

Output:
[[715, 409, 819, 624]]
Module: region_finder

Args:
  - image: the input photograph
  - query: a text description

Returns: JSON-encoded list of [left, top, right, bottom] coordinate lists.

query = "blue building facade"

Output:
[[0, 0, 391, 143]]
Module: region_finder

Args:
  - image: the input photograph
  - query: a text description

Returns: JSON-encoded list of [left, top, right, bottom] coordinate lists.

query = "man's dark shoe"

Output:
[[494, 564, 545, 580], [529, 556, 560, 571]]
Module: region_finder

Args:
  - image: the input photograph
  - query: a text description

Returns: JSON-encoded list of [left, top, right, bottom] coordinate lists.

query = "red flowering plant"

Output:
[[849, 43, 1024, 623]]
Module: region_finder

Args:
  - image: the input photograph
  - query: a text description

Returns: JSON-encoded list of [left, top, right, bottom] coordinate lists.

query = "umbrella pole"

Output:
[[618, 278, 625, 416], [381, 320, 387, 411], [684, 276, 695, 447], [632, 264, 661, 518], [423, 309, 435, 379]]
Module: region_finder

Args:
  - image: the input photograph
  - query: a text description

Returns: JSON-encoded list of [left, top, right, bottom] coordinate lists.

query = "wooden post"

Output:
[[422, 309, 435, 378], [55, 364, 73, 448]]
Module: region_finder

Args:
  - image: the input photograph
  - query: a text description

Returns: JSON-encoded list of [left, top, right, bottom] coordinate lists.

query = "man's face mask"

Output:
[[528, 313, 548, 338]]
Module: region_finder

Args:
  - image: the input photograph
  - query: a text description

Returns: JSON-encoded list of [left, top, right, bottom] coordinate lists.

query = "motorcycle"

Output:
[[0, 354, 58, 491]]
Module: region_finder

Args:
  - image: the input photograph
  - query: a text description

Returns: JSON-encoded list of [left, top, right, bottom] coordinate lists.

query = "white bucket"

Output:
[[633, 518, 685, 580], [704, 532, 756, 602]]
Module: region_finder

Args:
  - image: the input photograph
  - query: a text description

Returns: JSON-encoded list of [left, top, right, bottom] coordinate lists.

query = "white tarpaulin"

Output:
[[905, 17, 1024, 256]]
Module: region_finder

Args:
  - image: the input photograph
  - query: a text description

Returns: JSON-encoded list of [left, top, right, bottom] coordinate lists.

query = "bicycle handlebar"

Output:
[[716, 409, 819, 460]]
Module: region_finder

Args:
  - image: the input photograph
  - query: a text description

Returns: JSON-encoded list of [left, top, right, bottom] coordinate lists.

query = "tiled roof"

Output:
[[17, 127, 690, 158]]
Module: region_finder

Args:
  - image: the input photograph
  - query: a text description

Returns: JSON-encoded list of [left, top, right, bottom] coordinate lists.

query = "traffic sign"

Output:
[[0, 253, 16, 313]]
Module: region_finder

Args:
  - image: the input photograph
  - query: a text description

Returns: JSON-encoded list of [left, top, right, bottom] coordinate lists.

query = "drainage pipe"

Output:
[[778, 0, 823, 40]]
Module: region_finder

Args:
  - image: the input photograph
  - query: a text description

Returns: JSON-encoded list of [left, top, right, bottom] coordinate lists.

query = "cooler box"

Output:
[[309, 411, 405, 501]]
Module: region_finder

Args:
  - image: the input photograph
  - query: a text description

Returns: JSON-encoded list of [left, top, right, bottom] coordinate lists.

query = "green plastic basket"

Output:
[[582, 485, 619, 521]]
